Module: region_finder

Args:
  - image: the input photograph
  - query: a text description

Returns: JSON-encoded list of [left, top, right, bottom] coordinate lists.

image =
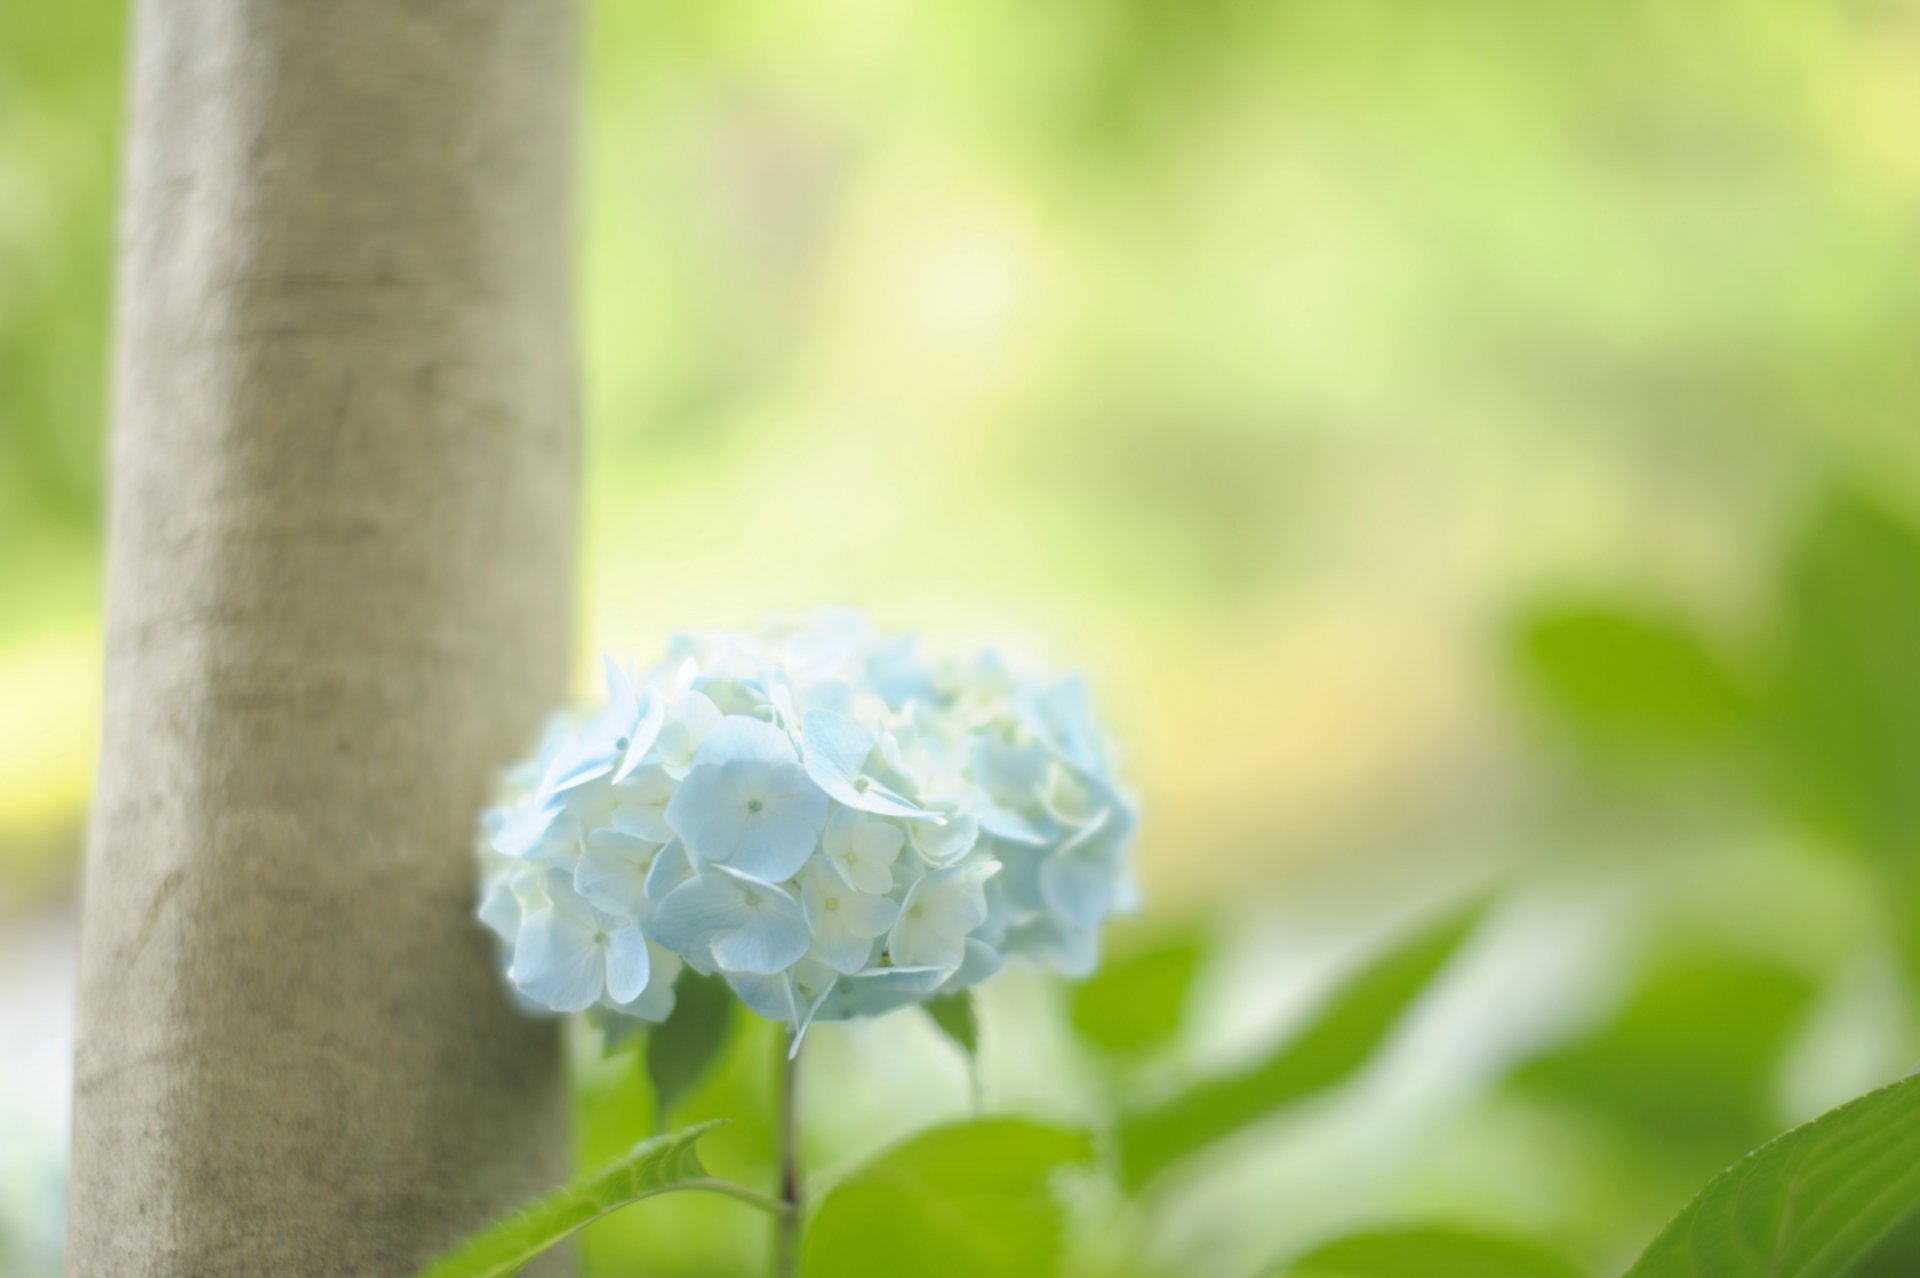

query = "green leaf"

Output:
[[1766, 490, 1920, 864], [804, 1119, 1095, 1278], [647, 969, 736, 1124], [1626, 1072, 1920, 1278], [1512, 601, 1746, 759], [1508, 952, 1817, 1167], [923, 989, 980, 1059], [1069, 927, 1205, 1057], [415, 1121, 774, 1278], [1281, 1225, 1590, 1278], [1114, 899, 1485, 1191]]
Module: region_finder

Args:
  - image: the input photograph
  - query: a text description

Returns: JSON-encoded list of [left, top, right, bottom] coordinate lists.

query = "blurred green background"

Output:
[[9, 1, 1920, 1275]]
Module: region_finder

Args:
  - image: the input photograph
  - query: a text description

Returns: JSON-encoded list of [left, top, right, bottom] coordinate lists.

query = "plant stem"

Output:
[[771, 1031, 802, 1278]]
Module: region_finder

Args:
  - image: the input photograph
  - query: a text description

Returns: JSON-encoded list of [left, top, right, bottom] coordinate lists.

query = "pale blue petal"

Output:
[[655, 691, 724, 768], [693, 715, 797, 768], [978, 802, 1049, 845], [803, 708, 873, 781], [1028, 675, 1108, 775], [574, 832, 657, 919], [938, 938, 1006, 993], [613, 941, 683, 1021], [538, 736, 618, 798], [650, 871, 750, 952], [1004, 914, 1100, 977], [908, 809, 978, 866], [477, 875, 521, 940], [509, 908, 604, 1012], [849, 964, 951, 994], [888, 863, 992, 970], [611, 689, 666, 784], [811, 928, 878, 975], [492, 798, 563, 858], [719, 767, 828, 881], [603, 925, 653, 1005], [823, 807, 902, 893], [645, 840, 694, 900], [662, 763, 745, 857], [803, 709, 930, 817], [601, 654, 640, 726], [712, 883, 811, 975], [728, 971, 800, 1025], [974, 738, 1051, 806]]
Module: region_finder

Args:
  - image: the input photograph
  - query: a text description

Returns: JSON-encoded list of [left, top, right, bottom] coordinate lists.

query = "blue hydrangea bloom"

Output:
[[477, 610, 1139, 1043]]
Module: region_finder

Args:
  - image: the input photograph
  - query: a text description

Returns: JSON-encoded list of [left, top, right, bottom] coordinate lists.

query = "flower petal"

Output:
[[603, 924, 654, 1005], [803, 709, 931, 817], [611, 689, 666, 784], [574, 831, 659, 919], [509, 908, 604, 1012], [651, 870, 751, 952], [693, 715, 798, 768], [711, 880, 811, 975]]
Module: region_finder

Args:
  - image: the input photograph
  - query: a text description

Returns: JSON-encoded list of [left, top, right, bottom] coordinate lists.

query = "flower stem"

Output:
[[771, 1031, 802, 1278]]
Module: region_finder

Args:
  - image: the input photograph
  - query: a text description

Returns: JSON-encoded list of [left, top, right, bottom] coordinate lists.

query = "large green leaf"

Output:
[[1627, 1072, 1920, 1278], [804, 1119, 1095, 1278], [415, 1121, 776, 1278], [1069, 926, 1205, 1057], [1114, 899, 1485, 1190], [1766, 491, 1920, 865], [1513, 601, 1747, 760], [648, 969, 736, 1124], [1281, 1225, 1590, 1278]]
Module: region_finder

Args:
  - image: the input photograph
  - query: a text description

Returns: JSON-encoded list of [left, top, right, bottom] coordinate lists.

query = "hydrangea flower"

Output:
[[477, 609, 1138, 1041]]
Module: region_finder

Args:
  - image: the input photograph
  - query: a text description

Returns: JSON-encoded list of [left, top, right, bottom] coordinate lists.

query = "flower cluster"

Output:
[[477, 610, 1138, 1039]]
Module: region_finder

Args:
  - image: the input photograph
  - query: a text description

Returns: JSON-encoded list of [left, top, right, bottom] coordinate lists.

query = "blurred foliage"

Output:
[[1767, 491, 1920, 872], [1069, 926, 1206, 1059], [14, 0, 1920, 1274], [1116, 898, 1484, 1192], [1513, 604, 1748, 765], [1508, 952, 1817, 1173], [1282, 1225, 1590, 1278]]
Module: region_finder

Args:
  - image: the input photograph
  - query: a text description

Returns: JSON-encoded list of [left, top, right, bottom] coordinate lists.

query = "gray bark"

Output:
[[69, 1, 579, 1272]]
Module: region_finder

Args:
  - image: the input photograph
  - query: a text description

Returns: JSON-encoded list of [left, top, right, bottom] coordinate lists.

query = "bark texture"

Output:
[[69, 1, 579, 1272]]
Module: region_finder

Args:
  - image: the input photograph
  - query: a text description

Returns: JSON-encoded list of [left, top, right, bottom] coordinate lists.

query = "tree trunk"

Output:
[[68, 1, 579, 1272]]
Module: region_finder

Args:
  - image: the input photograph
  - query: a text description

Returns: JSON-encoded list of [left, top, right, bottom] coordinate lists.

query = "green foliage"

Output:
[[923, 990, 980, 1060], [647, 970, 736, 1125], [1512, 602, 1746, 760], [1766, 491, 1920, 867], [1069, 927, 1205, 1057], [1113, 900, 1484, 1190], [415, 1122, 774, 1278], [1280, 1224, 1590, 1278], [803, 1119, 1095, 1278], [1626, 1072, 1920, 1278], [1509, 952, 1817, 1164]]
